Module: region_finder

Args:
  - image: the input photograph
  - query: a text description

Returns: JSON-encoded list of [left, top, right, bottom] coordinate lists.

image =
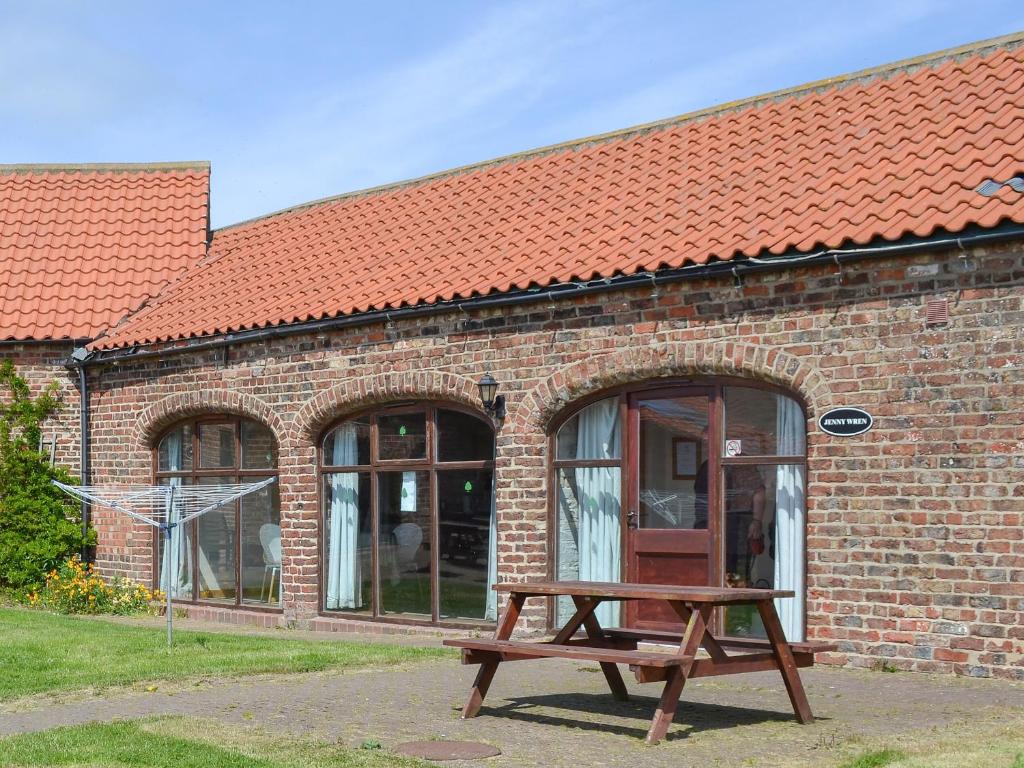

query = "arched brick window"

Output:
[[154, 416, 281, 609], [319, 403, 495, 626]]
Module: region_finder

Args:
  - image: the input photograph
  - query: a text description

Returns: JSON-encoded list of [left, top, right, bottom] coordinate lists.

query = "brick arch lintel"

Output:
[[130, 389, 287, 453], [293, 370, 486, 442], [512, 341, 835, 433]]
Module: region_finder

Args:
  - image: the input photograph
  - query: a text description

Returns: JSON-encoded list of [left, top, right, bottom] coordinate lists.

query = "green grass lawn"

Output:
[[0, 607, 449, 702], [832, 721, 1024, 768], [0, 717, 425, 767], [0, 714, 1020, 768]]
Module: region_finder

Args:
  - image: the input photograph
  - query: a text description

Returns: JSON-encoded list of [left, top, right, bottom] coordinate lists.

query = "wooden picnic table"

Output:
[[444, 580, 835, 744]]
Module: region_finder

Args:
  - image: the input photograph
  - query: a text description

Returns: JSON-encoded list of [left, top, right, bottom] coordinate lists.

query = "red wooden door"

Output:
[[625, 388, 718, 630]]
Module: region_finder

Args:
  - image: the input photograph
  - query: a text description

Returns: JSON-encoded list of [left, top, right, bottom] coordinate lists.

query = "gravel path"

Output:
[[2, 638, 1021, 767]]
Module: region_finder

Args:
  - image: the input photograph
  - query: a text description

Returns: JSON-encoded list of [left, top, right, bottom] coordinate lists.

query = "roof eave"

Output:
[[84, 221, 1024, 366]]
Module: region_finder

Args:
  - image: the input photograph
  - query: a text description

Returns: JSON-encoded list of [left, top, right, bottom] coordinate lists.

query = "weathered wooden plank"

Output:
[[551, 597, 599, 645], [574, 595, 629, 702], [444, 638, 692, 668], [602, 627, 837, 655], [460, 592, 524, 719], [494, 581, 794, 603], [645, 602, 709, 744], [716, 635, 839, 654], [758, 600, 815, 724]]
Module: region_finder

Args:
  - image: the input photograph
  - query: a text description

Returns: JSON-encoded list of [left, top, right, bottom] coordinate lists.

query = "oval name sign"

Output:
[[819, 407, 873, 437]]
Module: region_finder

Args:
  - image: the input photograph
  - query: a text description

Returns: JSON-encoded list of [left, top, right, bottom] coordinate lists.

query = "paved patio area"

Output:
[[1, 623, 1021, 767]]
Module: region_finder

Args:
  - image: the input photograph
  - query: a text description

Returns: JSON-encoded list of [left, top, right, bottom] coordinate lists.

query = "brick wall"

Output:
[[85, 242, 1023, 680], [0, 342, 82, 475]]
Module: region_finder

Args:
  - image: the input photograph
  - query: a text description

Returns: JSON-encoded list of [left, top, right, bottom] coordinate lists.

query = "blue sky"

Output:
[[2, 1, 1022, 227]]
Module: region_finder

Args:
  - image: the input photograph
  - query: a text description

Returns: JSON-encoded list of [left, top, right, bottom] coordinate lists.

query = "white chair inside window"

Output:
[[393, 521, 424, 572], [259, 523, 282, 603]]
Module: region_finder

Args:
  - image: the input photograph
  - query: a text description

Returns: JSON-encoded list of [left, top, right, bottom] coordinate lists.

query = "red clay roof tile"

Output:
[[0, 163, 209, 342], [94, 39, 1024, 351]]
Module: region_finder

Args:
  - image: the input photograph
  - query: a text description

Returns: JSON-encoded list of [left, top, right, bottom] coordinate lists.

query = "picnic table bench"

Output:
[[444, 580, 836, 744]]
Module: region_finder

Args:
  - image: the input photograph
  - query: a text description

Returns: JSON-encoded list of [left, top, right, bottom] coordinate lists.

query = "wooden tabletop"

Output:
[[493, 580, 794, 604]]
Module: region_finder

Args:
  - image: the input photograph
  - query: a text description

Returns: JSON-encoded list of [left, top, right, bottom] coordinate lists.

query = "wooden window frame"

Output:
[[152, 415, 281, 614], [318, 402, 496, 630], [547, 376, 808, 633]]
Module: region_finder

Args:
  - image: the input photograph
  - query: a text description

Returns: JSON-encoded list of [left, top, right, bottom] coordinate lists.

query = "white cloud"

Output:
[[211, 0, 614, 224]]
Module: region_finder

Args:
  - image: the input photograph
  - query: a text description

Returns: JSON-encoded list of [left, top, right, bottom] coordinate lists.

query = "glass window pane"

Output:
[[377, 413, 427, 461], [240, 477, 281, 606], [556, 398, 621, 460], [198, 423, 237, 469], [724, 388, 805, 457], [723, 463, 805, 641], [554, 465, 621, 625], [196, 477, 237, 601], [241, 421, 277, 470], [438, 469, 493, 620], [323, 472, 372, 613], [555, 468, 582, 625], [157, 424, 193, 472], [378, 470, 431, 618], [323, 419, 370, 466], [157, 477, 193, 598], [638, 395, 709, 530], [437, 410, 494, 462]]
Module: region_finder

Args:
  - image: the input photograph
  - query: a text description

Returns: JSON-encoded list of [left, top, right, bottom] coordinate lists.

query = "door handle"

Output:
[[626, 509, 638, 529]]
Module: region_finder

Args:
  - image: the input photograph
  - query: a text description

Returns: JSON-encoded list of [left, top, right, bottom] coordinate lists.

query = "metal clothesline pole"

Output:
[[51, 477, 276, 649], [164, 484, 175, 649]]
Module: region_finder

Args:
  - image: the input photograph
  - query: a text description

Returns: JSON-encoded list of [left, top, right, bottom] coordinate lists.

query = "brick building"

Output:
[[0, 162, 211, 472], [2, 36, 1021, 679]]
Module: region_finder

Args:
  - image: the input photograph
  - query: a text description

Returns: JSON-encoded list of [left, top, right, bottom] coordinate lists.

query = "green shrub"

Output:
[[0, 360, 94, 588], [28, 557, 160, 615]]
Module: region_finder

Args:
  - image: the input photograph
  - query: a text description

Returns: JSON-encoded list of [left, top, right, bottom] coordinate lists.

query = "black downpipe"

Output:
[[76, 361, 91, 563]]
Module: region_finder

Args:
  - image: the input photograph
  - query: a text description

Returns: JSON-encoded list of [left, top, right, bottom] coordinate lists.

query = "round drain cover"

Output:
[[393, 740, 501, 761]]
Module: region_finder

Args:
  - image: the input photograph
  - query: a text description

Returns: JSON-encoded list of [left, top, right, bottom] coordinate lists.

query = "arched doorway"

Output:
[[553, 380, 807, 639]]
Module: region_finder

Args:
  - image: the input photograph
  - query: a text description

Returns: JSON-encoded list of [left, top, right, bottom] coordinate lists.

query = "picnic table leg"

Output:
[[462, 592, 525, 719], [646, 602, 709, 745], [756, 600, 814, 724], [551, 597, 601, 644], [572, 596, 629, 702]]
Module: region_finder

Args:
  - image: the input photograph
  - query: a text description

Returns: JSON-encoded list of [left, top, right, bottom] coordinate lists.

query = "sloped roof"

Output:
[[94, 35, 1024, 351], [0, 163, 209, 342]]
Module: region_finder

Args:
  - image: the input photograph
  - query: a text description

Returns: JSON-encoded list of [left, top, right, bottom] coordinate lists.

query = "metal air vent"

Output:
[[925, 297, 949, 326]]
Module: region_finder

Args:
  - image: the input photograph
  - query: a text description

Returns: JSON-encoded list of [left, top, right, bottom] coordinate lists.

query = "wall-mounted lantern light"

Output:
[[477, 373, 506, 420]]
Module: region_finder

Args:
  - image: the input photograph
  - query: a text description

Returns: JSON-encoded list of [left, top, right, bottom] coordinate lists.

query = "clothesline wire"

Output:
[[51, 477, 276, 649], [51, 478, 277, 529]]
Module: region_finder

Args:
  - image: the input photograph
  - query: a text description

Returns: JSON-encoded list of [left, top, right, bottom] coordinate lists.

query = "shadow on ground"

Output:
[[488, 691, 807, 741]]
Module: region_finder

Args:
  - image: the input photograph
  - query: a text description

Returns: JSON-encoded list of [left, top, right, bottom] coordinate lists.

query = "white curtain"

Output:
[[574, 399, 622, 627], [326, 425, 361, 610], [774, 396, 806, 641], [484, 469, 498, 621], [159, 430, 192, 598]]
